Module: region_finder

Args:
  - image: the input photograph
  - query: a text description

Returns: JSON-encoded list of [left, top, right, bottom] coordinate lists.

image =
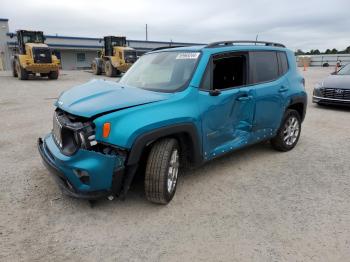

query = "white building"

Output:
[[0, 18, 203, 70], [296, 54, 350, 67]]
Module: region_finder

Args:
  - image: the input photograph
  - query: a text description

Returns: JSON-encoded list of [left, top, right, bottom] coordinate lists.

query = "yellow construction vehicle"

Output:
[[92, 36, 137, 77], [10, 30, 60, 80]]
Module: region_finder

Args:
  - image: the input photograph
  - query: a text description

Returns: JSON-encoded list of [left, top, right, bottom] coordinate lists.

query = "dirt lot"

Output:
[[0, 68, 349, 262]]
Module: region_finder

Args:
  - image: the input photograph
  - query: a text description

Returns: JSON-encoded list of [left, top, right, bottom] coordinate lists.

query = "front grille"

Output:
[[51, 110, 96, 155], [33, 47, 52, 64], [52, 112, 63, 148], [51, 111, 79, 155], [321, 88, 350, 100]]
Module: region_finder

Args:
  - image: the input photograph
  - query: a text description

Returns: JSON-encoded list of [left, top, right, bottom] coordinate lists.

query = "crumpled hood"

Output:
[[56, 79, 170, 118], [322, 75, 350, 89]]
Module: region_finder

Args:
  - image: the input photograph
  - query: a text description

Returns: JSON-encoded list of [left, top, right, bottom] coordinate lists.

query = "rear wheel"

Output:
[[48, 71, 59, 80], [104, 60, 117, 77], [271, 109, 301, 151], [12, 60, 18, 77], [145, 138, 180, 204], [92, 60, 102, 75], [16, 61, 28, 80]]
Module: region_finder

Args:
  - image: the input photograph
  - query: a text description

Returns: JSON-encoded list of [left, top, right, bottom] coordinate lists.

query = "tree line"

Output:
[[295, 46, 350, 55]]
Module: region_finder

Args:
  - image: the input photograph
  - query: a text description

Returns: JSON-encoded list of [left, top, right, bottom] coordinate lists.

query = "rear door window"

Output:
[[249, 51, 279, 84]]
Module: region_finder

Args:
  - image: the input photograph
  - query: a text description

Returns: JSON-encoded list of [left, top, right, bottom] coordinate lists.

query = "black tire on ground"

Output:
[[12, 60, 18, 77], [16, 61, 28, 80], [92, 60, 102, 75], [145, 138, 180, 204], [271, 109, 301, 152], [104, 60, 117, 77], [48, 71, 59, 80]]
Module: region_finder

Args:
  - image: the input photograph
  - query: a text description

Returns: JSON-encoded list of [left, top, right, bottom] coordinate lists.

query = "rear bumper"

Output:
[[312, 95, 350, 106], [37, 135, 124, 199]]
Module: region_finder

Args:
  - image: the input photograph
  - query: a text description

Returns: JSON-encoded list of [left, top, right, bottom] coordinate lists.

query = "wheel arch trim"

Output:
[[287, 94, 307, 122], [126, 123, 203, 166]]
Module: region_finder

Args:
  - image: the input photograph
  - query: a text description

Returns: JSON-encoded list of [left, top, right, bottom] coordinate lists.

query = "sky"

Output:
[[1, 0, 350, 51]]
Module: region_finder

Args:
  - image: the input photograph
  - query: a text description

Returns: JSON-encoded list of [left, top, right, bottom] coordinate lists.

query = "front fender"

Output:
[[93, 88, 202, 162], [17, 54, 32, 66]]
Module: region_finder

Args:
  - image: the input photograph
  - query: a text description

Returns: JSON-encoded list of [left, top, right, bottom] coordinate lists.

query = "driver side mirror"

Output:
[[209, 89, 221, 96]]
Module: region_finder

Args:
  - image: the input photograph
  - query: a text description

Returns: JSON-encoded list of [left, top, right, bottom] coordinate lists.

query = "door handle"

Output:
[[279, 86, 289, 93], [236, 95, 252, 101]]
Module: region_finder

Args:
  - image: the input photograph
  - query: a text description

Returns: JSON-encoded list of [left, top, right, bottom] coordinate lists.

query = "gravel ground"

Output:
[[0, 68, 349, 262]]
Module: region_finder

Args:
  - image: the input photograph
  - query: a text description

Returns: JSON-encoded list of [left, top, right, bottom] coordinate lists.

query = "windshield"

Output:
[[119, 51, 200, 92], [111, 38, 126, 47], [23, 33, 44, 44], [337, 64, 350, 75]]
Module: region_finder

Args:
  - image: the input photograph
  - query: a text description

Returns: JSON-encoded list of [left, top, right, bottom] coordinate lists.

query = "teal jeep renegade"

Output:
[[38, 40, 307, 204]]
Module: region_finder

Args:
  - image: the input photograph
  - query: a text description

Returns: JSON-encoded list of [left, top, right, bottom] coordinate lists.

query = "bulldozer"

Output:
[[11, 30, 60, 80], [92, 36, 137, 77]]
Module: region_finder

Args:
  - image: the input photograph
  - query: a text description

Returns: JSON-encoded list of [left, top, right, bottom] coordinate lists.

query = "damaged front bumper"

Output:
[[38, 134, 125, 199]]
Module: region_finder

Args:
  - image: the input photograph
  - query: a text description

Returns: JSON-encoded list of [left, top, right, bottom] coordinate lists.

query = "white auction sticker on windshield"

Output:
[[176, 52, 200, 60]]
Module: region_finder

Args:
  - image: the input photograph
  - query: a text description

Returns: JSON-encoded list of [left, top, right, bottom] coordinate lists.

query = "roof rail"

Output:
[[206, 40, 285, 48], [151, 45, 185, 51]]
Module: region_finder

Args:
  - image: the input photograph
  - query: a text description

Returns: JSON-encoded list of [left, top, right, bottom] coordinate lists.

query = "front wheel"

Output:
[[16, 61, 28, 80], [104, 60, 117, 77], [48, 71, 59, 80], [145, 138, 180, 204], [271, 109, 301, 151], [92, 60, 101, 75], [12, 60, 18, 77]]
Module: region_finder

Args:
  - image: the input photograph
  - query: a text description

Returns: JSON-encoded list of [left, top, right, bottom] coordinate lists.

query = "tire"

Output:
[[145, 138, 180, 204], [271, 109, 301, 152], [104, 60, 117, 77], [92, 60, 102, 75], [48, 71, 59, 80], [12, 60, 17, 77], [16, 61, 28, 80]]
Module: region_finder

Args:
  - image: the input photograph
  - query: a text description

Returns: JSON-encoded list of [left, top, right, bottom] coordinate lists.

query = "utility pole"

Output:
[[145, 24, 148, 41]]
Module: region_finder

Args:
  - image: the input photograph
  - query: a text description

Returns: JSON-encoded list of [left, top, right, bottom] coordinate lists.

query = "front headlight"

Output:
[[78, 129, 97, 149]]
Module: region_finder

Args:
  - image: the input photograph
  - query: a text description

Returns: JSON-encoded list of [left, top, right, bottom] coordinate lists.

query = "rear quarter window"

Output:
[[277, 51, 289, 75], [249, 51, 279, 84]]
